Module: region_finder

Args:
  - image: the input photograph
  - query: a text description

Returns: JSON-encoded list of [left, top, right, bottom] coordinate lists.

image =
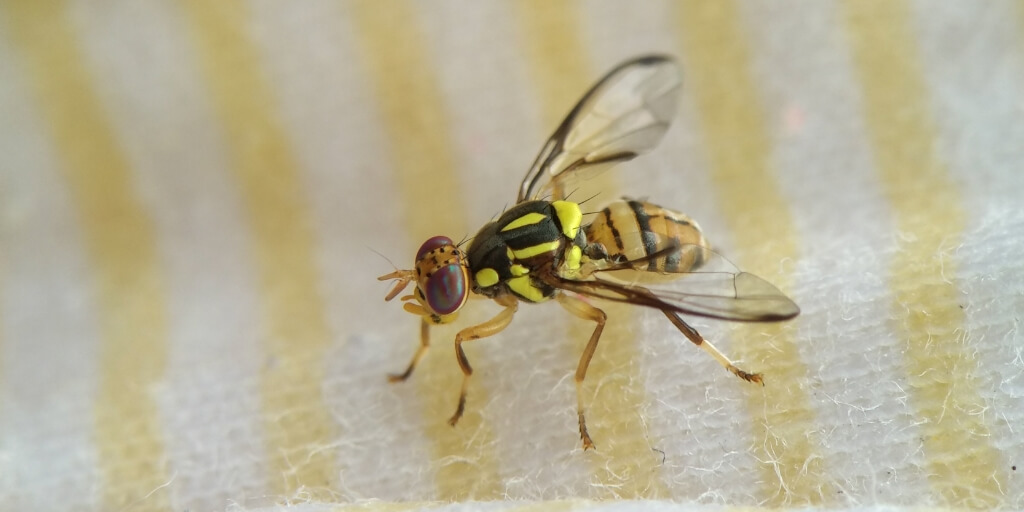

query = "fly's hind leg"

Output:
[[556, 293, 607, 451], [388, 318, 430, 383], [663, 310, 763, 384], [448, 294, 519, 427]]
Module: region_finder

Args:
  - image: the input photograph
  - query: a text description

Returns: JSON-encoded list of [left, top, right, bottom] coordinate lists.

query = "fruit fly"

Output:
[[378, 55, 799, 450]]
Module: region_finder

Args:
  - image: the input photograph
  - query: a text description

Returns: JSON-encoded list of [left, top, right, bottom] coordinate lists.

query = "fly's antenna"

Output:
[[368, 246, 400, 272], [372, 247, 415, 302]]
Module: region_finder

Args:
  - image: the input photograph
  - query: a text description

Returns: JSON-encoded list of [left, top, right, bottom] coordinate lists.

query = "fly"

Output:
[[378, 55, 799, 450]]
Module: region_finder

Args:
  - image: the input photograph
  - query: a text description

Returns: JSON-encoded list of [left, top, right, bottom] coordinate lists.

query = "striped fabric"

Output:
[[1, 1, 1021, 511]]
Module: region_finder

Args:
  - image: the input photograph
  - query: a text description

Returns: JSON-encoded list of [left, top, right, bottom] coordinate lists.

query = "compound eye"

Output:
[[424, 264, 467, 315], [416, 235, 455, 262]]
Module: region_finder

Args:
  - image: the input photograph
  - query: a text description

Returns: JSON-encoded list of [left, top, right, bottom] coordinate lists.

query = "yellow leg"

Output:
[[556, 293, 607, 451], [388, 318, 431, 383], [448, 295, 518, 426], [663, 310, 763, 384]]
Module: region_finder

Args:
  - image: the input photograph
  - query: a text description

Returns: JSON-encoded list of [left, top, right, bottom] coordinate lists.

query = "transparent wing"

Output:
[[518, 55, 681, 202], [544, 247, 800, 322]]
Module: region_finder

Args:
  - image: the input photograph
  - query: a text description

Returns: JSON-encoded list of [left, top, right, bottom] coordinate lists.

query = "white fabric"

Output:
[[0, 1, 1021, 511]]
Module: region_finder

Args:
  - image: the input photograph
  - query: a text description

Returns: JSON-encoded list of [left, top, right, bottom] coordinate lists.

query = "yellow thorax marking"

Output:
[[507, 275, 546, 302], [512, 241, 560, 259], [565, 245, 582, 270], [510, 264, 529, 276], [501, 212, 548, 232], [552, 200, 582, 238], [475, 268, 499, 288]]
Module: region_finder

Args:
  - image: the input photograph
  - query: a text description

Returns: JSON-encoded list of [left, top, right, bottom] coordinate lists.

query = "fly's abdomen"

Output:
[[584, 199, 710, 279]]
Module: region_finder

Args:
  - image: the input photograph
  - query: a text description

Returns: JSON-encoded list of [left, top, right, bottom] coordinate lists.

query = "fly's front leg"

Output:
[[389, 317, 430, 383], [448, 295, 518, 427], [663, 310, 763, 384], [556, 293, 606, 451]]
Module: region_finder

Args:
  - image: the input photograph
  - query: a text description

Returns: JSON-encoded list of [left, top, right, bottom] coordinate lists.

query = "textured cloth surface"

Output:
[[1, 1, 1022, 511]]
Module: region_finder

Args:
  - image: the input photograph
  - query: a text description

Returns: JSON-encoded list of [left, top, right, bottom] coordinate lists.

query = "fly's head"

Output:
[[378, 236, 469, 324]]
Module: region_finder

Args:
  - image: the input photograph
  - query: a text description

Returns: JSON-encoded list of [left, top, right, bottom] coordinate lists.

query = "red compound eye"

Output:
[[416, 235, 454, 262], [424, 264, 467, 315]]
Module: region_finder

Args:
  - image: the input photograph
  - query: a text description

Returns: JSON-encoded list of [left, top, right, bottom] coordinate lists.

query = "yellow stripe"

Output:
[[502, 500, 587, 512], [501, 212, 549, 232], [0, 254, 3, 398], [514, 2, 590, 120], [5, 3, 172, 510], [844, 2, 1005, 507], [1021, 0, 1024, 47], [330, 503, 433, 512], [514, 1, 670, 498], [346, 0, 502, 500], [0, 240, 4, 465], [676, 2, 828, 505], [330, 504, 586, 512], [180, 0, 336, 498], [512, 241, 561, 260]]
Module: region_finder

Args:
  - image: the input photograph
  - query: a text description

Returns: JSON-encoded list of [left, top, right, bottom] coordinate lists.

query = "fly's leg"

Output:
[[448, 295, 518, 427], [556, 293, 607, 451], [663, 310, 763, 384], [388, 318, 430, 383]]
